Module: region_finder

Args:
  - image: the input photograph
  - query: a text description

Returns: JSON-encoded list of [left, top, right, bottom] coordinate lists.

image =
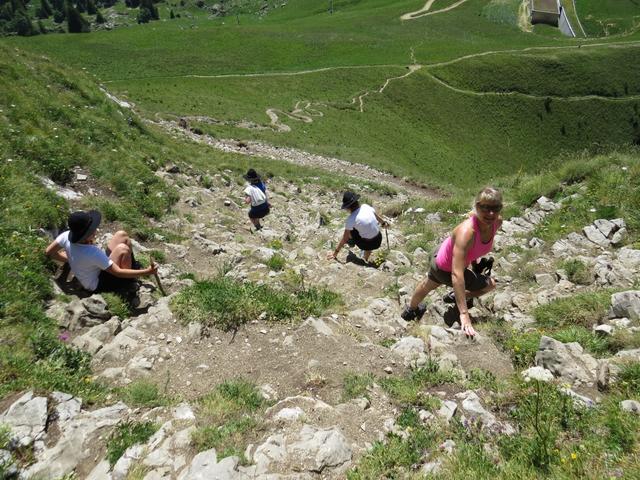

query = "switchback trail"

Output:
[[401, 0, 469, 21]]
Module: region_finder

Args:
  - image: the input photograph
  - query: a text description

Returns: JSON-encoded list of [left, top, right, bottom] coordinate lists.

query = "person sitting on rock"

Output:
[[401, 187, 503, 338], [327, 191, 387, 263], [243, 168, 270, 231], [45, 210, 157, 293]]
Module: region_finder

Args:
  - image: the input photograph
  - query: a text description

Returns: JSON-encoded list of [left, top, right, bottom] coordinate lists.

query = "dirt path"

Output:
[[152, 116, 440, 197], [401, 0, 469, 21]]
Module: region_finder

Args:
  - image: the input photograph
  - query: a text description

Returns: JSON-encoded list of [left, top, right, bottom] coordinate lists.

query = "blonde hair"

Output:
[[473, 187, 502, 213]]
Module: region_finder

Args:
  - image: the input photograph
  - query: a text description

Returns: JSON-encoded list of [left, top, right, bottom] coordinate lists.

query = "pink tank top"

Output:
[[435, 215, 497, 272]]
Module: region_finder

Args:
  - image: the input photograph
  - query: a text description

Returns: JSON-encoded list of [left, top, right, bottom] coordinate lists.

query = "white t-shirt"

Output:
[[345, 204, 380, 239], [55, 231, 113, 291], [244, 184, 267, 207]]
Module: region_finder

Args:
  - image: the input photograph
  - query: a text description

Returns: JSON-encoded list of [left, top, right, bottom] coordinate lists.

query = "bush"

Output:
[[120, 380, 171, 407]]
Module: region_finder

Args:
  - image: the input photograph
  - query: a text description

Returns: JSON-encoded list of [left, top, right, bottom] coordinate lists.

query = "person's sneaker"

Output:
[[442, 291, 474, 310], [401, 303, 427, 321]]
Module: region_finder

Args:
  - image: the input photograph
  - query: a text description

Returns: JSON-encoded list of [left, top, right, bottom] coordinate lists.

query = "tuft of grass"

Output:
[[171, 277, 340, 332], [119, 380, 172, 408], [617, 362, 640, 397], [107, 421, 159, 466], [533, 291, 611, 329], [102, 292, 132, 320], [380, 361, 455, 409], [561, 259, 592, 285], [192, 379, 266, 460], [342, 372, 375, 401], [266, 253, 286, 272]]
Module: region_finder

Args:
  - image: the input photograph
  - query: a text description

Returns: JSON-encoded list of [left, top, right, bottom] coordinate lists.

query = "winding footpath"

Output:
[[400, 0, 469, 21]]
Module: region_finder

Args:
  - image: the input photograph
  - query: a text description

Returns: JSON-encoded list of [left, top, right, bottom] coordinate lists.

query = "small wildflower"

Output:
[[58, 331, 70, 342], [561, 458, 566, 464], [571, 452, 578, 460]]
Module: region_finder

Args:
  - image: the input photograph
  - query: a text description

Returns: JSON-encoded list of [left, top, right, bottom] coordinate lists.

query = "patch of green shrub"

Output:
[[533, 291, 611, 329], [119, 380, 172, 408], [561, 259, 592, 285], [380, 361, 455, 408], [171, 277, 340, 331], [266, 253, 286, 271], [192, 379, 265, 459], [342, 372, 375, 401], [107, 421, 159, 466]]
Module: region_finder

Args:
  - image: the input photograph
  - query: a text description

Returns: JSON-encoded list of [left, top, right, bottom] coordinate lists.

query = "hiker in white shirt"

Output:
[[327, 191, 387, 263], [243, 168, 270, 231], [45, 210, 157, 292]]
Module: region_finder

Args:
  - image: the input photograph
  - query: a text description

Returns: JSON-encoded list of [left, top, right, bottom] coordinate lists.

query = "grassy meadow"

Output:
[[5, 0, 640, 190], [575, 0, 640, 37]]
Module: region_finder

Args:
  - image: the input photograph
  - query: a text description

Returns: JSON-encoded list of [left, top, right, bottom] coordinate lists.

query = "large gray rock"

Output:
[[456, 391, 514, 435], [72, 317, 121, 354], [179, 450, 241, 480], [391, 337, 426, 367], [22, 402, 127, 479], [609, 291, 640, 320], [287, 425, 352, 473], [620, 400, 640, 414], [583, 225, 610, 248], [535, 336, 598, 386], [82, 294, 111, 320], [1, 391, 48, 442]]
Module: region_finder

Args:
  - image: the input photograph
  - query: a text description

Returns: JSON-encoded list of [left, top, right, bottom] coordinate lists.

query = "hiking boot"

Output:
[[442, 291, 474, 310], [401, 303, 427, 321]]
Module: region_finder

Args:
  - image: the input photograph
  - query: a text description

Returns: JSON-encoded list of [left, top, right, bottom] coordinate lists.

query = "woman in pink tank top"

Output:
[[401, 187, 503, 338]]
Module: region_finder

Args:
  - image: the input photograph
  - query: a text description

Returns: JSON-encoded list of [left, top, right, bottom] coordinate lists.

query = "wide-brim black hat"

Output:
[[341, 191, 360, 210], [243, 168, 261, 182], [68, 210, 101, 243]]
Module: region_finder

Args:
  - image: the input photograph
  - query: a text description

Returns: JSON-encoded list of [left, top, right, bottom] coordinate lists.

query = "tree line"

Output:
[[0, 0, 162, 36]]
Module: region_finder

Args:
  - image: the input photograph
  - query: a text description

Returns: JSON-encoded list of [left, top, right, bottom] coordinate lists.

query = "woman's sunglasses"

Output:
[[476, 203, 502, 213]]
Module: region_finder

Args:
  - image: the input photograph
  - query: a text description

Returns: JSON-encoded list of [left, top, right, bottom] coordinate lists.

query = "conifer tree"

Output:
[[95, 8, 104, 23], [75, 0, 87, 13], [51, 0, 64, 11], [66, 0, 89, 32], [87, 0, 96, 14], [37, 0, 53, 19]]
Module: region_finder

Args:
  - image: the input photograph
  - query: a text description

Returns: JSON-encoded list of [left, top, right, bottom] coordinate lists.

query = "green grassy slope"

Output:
[[429, 44, 640, 97], [4, 0, 640, 189], [575, 0, 640, 37]]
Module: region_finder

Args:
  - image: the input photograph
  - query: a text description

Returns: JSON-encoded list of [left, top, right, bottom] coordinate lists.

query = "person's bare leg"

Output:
[[109, 243, 132, 269], [409, 277, 441, 309], [363, 250, 372, 261], [108, 230, 132, 253]]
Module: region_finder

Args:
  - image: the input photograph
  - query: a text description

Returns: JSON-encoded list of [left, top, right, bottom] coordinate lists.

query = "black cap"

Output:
[[341, 191, 360, 210], [68, 210, 101, 243], [243, 168, 261, 183]]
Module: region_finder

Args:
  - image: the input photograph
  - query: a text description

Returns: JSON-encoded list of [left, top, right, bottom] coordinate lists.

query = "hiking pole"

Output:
[[385, 226, 390, 251], [149, 257, 167, 296]]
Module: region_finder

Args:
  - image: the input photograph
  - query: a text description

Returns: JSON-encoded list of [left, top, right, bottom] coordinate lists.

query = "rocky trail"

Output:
[[4, 162, 640, 479]]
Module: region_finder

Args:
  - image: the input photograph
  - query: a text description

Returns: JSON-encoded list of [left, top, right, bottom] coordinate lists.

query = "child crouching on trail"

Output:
[[45, 210, 157, 293], [327, 191, 388, 263], [401, 187, 502, 338], [243, 168, 270, 231]]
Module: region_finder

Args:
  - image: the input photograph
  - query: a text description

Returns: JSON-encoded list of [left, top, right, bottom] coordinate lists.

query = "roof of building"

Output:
[[532, 0, 559, 14]]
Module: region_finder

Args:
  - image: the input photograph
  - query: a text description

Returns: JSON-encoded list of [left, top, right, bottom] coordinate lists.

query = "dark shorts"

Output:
[[95, 248, 139, 294], [249, 202, 270, 219], [427, 251, 489, 291], [348, 229, 383, 251]]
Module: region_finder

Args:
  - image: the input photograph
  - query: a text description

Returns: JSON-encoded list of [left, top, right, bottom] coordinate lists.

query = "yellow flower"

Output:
[[561, 458, 566, 464], [514, 345, 520, 352], [571, 453, 577, 460]]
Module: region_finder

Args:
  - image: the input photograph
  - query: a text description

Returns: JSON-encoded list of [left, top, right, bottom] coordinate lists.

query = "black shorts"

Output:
[[95, 269, 138, 294], [249, 203, 270, 219], [348, 229, 383, 251], [95, 247, 139, 293], [427, 251, 489, 291]]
